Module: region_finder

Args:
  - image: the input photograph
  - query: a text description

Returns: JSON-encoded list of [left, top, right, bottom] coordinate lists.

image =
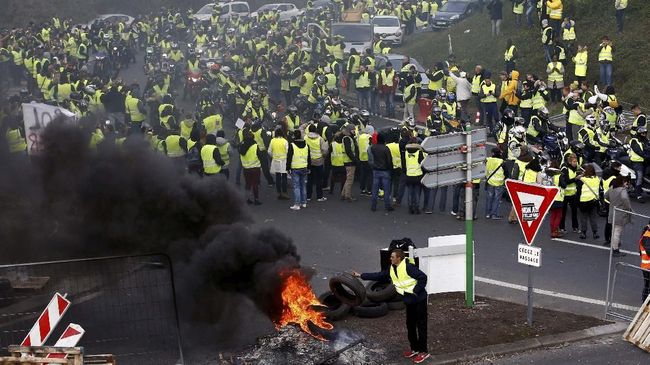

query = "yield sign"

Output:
[[505, 179, 559, 245]]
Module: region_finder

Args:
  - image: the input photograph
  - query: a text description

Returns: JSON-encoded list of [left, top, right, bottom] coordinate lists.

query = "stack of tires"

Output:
[[318, 273, 405, 321]]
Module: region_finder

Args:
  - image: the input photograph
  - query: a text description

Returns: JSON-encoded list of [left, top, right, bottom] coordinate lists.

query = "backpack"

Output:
[[389, 237, 416, 252], [186, 145, 202, 169]]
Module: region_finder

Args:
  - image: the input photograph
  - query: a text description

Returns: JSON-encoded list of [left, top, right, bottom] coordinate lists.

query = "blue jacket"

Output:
[[361, 261, 428, 304]]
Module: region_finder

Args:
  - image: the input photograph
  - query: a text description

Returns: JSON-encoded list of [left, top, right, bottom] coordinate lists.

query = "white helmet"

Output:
[[513, 126, 526, 139]]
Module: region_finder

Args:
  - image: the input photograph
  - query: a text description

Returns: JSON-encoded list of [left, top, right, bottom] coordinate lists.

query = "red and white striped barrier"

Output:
[[21, 293, 71, 347], [46, 323, 85, 361]]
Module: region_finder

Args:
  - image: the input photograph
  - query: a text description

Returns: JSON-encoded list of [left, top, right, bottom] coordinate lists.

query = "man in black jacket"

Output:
[[368, 133, 394, 212], [353, 249, 429, 363]]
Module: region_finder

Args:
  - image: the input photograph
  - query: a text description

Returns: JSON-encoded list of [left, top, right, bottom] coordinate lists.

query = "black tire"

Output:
[[317, 291, 351, 321], [387, 300, 406, 311], [329, 273, 366, 307], [354, 301, 389, 318], [365, 281, 397, 302]]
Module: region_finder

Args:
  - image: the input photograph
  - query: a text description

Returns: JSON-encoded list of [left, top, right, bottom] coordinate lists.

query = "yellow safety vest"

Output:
[[403, 83, 417, 105], [331, 141, 345, 167], [480, 83, 497, 103], [389, 260, 417, 295], [358, 133, 371, 162], [381, 69, 395, 87], [562, 25, 576, 41], [6, 128, 26, 153], [565, 168, 578, 196], [630, 138, 644, 162], [471, 75, 482, 94], [553, 174, 565, 202], [202, 115, 223, 134], [427, 70, 444, 91], [547, 62, 563, 83], [603, 175, 615, 203], [405, 150, 423, 176], [125, 95, 146, 123], [574, 52, 587, 77], [485, 157, 504, 186], [580, 177, 600, 202], [305, 136, 323, 161], [387, 142, 402, 169], [515, 159, 528, 180], [218, 143, 230, 167], [270, 137, 288, 160], [300, 72, 314, 96], [599, 45, 613, 62], [165, 135, 185, 158], [291, 143, 309, 169], [568, 103, 586, 126], [356, 72, 370, 88], [241, 144, 261, 168], [201, 145, 222, 174], [523, 169, 538, 183], [504, 45, 516, 62]]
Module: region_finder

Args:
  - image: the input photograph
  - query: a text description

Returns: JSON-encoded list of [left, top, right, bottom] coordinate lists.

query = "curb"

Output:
[[429, 321, 628, 364]]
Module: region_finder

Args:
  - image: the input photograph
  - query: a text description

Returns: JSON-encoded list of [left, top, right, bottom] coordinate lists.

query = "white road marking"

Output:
[[552, 238, 639, 256], [486, 141, 497, 147], [476, 276, 639, 312]]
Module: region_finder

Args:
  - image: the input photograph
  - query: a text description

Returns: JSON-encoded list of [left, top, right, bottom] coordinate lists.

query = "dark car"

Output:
[[430, 1, 477, 29]]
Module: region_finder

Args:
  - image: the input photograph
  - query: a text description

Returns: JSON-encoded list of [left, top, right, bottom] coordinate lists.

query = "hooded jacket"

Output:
[[499, 70, 520, 106]]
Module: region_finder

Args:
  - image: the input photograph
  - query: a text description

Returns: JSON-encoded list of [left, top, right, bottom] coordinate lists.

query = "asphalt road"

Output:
[[120, 54, 650, 364]]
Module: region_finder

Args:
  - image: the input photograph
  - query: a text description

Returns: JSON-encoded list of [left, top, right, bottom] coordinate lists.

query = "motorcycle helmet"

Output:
[[513, 117, 525, 126], [359, 109, 371, 124], [406, 117, 416, 128], [431, 106, 442, 118], [537, 106, 549, 120], [162, 94, 173, 104], [638, 126, 648, 135], [329, 88, 340, 97], [513, 126, 526, 140], [437, 88, 447, 99], [447, 92, 456, 103], [502, 108, 515, 126], [569, 140, 585, 153], [585, 114, 597, 127], [316, 75, 326, 85], [288, 105, 298, 114]]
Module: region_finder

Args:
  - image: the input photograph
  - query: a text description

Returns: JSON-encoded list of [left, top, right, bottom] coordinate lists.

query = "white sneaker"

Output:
[[450, 211, 457, 216], [301, 203, 307, 208], [317, 197, 327, 202], [290, 205, 301, 210]]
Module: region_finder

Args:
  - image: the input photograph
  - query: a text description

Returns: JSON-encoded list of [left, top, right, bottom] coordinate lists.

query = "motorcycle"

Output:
[[184, 71, 205, 101]]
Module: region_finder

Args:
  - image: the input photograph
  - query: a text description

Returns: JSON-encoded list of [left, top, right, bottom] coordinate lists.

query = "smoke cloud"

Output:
[[0, 115, 301, 349]]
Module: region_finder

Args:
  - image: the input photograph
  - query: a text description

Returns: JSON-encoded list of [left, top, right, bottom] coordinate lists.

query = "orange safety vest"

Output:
[[640, 230, 650, 270]]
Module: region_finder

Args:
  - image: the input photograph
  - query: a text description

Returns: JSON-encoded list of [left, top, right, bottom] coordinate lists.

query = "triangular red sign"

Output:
[[505, 179, 559, 246], [61, 325, 82, 338]]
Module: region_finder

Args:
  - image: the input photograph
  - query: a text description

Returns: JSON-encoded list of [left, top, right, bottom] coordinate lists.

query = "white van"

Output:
[[193, 2, 251, 22]]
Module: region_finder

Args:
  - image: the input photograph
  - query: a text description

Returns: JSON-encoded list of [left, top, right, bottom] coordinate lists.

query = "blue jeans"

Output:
[[526, 5, 535, 27], [600, 63, 613, 87], [382, 92, 395, 117], [292, 169, 308, 205], [407, 181, 421, 208], [483, 102, 498, 135], [544, 45, 554, 63], [486, 185, 505, 217], [357, 89, 371, 111], [452, 184, 463, 213], [633, 162, 646, 197], [423, 186, 448, 212], [371, 170, 392, 210]]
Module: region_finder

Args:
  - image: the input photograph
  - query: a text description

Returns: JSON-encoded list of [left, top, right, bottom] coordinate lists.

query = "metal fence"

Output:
[[0, 254, 184, 364], [604, 208, 650, 321]]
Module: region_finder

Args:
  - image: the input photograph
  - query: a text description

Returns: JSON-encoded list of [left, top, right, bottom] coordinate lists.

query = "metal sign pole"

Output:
[[527, 264, 533, 326], [465, 124, 474, 308]]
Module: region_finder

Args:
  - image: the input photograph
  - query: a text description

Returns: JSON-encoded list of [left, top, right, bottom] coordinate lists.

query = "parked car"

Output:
[[371, 16, 404, 46], [193, 2, 250, 23], [375, 53, 430, 98], [251, 3, 303, 22], [430, 0, 477, 29], [330, 23, 374, 54], [308, 0, 340, 20], [87, 14, 134, 28]]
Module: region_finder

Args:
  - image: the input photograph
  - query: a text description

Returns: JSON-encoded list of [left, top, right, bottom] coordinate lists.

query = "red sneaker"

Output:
[[413, 353, 430, 363], [403, 350, 419, 358]]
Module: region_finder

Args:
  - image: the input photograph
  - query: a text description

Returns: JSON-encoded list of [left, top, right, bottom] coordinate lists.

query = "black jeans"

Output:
[[307, 165, 324, 199], [616, 9, 625, 33], [406, 299, 428, 353], [358, 161, 372, 193], [644, 271, 650, 302], [275, 173, 288, 194]]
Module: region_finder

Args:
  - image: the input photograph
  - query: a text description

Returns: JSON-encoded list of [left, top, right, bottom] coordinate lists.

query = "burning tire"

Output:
[[317, 291, 351, 321], [329, 273, 366, 307], [353, 301, 389, 318], [365, 281, 397, 302]]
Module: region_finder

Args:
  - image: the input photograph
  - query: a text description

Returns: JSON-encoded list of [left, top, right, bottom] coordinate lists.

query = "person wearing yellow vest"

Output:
[[578, 164, 601, 240], [485, 148, 505, 219], [615, 0, 628, 34], [561, 17, 576, 56], [346, 48, 361, 92], [572, 45, 588, 83], [305, 124, 329, 202], [353, 249, 429, 363], [479, 72, 498, 136], [357, 126, 374, 196], [341, 126, 360, 201], [215, 130, 231, 179], [200, 134, 225, 177], [546, 54, 564, 103], [504, 39, 517, 74], [239, 129, 264, 205], [402, 141, 424, 214], [287, 130, 311, 210], [629, 127, 649, 202], [378, 62, 398, 118], [269, 128, 290, 200], [425, 63, 445, 96], [546, 0, 563, 34], [560, 153, 581, 233], [355, 65, 372, 111], [639, 225, 650, 301], [5, 122, 27, 155], [598, 36, 614, 87], [402, 75, 418, 121], [124, 89, 147, 127], [512, 0, 524, 26]]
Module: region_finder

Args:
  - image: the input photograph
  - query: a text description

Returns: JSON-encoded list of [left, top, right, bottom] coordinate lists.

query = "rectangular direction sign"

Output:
[[421, 163, 486, 189], [517, 244, 542, 267], [421, 128, 487, 153], [421, 145, 486, 172]]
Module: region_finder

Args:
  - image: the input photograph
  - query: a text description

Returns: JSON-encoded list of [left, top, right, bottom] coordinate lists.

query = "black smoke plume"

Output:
[[0, 116, 301, 349]]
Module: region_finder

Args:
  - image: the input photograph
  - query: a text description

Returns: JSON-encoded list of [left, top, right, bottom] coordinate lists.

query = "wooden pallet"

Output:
[[623, 294, 650, 351], [0, 346, 115, 365]]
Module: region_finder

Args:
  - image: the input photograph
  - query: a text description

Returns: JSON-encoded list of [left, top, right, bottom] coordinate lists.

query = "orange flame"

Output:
[[275, 269, 334, 340]]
